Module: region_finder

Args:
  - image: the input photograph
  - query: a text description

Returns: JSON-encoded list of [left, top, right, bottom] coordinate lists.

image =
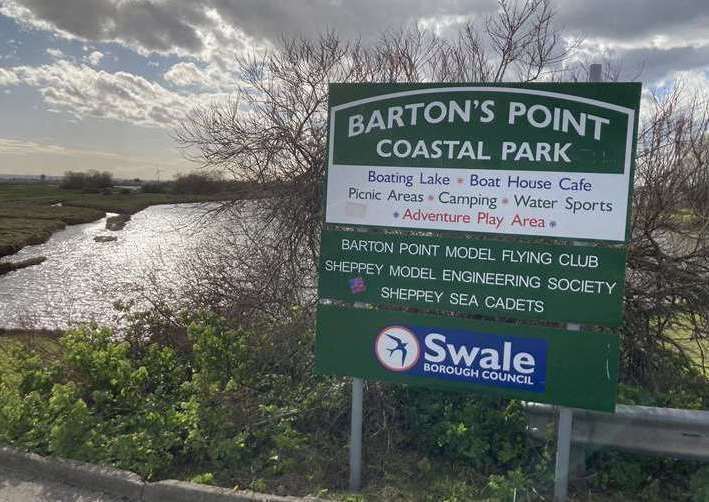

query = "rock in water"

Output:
[[94, 235, 118, 243], [106, 214, 131, 231], [0, 256, 47, 275]]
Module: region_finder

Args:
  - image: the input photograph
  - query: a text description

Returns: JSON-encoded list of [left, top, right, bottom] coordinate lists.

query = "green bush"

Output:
[[485, 468, 538, 501], [2, 316, 706, 499], [140, 182, 168, 194], [690, 466, 709, 501], [585, 449, 702, 501], [397, 386, 533, 471], [0, 317, 345, 489], [0, 327, 187, 478], [0, 317, 544, 497], [173, 172, 222, 195], [60, 170, 113, 192]]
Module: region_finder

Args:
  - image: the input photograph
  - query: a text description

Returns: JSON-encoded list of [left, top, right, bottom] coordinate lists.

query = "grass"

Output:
[[668, 325, 709, 375], [59, 191, 235, 214], [0, 184, 242, 214], [0, 217, 66, 256], [0, 183, 240, 258], [673, 208, 708, 228], [0, 205, 105, 224]]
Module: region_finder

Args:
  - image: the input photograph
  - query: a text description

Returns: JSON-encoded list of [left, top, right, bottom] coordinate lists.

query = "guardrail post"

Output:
[[570, 445, 587, 479], [349, 377, 364, 491]]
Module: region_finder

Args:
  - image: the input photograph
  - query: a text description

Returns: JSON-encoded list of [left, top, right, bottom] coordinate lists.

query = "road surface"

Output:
[[0, 467, 134, 502]]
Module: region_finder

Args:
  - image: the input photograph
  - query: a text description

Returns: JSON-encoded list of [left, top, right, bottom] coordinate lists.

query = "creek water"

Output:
[[0, 203, 223, 329]]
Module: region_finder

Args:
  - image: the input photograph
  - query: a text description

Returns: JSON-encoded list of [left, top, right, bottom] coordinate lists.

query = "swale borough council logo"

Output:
[[374, 326, 420, 372]]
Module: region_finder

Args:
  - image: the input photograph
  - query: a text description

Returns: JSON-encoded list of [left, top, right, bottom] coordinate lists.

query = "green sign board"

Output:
[[319, 229, 627, 325], [316, 305, 619, 412], [316, 82, 640, 410]]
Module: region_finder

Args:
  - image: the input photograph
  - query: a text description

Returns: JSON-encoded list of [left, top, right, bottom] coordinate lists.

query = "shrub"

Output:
[[60, 170, 113, 192], [173, 172, 222, 195], [0, 317, 339, 487], [141, 182, 168, 193], [397, 386, 533, 471], [690, 466, 709, 501], [3, 316, 705, 499]]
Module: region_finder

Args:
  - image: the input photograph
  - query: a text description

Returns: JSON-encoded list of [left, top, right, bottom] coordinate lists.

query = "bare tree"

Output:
[[624, 86, 709, 384], [170, 0, 709, 390], [173, 0, 574, 320]]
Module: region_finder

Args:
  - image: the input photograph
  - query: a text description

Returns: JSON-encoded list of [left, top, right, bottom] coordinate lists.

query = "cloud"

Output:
[[164, 62, 206, 87], [0, 0, 495, 64], [1, 0, 707, 132], [618, 45, 709, 83], [2, 0, 707, 87], [557, 0, 709, 45], [0, 0, 208, 55], [0, 0, 484, 51], [0, 68, 20, 85], [0, 137, 98, 156], [0, 60, 224, 128], [6, 0, 708, 56], [45, 47, 64, 59], [652, 69, 709, 100], [85, 50, 103, 66], [162, 60, 240, 92], [0, 137, 170, 163], [1, 0, 262, 98], [569, 39, 709, 82]]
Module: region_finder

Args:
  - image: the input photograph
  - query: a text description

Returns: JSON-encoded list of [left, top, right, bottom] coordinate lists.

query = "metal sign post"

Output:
[[554, 323, 579, 501], [554, 63, 604, 502], [349, 377, 364, 491]]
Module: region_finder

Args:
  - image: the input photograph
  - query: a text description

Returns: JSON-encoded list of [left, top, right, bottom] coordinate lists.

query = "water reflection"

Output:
[[0, 203, 223, 329]]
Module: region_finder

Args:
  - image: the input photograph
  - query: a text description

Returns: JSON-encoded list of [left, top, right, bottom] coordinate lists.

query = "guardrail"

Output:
[[524, 402, 709, 461]]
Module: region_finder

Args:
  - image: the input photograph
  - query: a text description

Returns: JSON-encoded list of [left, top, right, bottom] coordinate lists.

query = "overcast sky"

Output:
[[0, 0, 707, 179]]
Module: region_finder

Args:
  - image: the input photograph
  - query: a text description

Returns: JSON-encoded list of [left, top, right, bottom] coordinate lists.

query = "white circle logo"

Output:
[[374, 326, 420, 372]]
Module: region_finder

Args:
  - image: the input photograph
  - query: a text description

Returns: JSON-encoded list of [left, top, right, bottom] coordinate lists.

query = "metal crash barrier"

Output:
[[524, 402, 709, 461]]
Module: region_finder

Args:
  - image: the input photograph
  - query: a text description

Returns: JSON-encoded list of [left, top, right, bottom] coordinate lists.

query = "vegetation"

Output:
[[140, 181, 168, 194], [173, 172, 224, 195], [0, 319, 551, 499], [173, 0, 709, 390], [0, 217, 66, 257], [0, 203, 104, 225], [60, 170, 113, 192], [0, 181, 248, 258], [1, 317, 708, 500]]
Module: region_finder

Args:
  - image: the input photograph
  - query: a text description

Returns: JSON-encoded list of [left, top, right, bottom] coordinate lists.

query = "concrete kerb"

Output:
[[0, 446, 322, 502], [0, 446, 145, 499], [143, 480, 315, 502]]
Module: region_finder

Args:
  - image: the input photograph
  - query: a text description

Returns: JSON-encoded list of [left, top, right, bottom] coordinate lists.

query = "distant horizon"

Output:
[[0, 173, 164, 184]]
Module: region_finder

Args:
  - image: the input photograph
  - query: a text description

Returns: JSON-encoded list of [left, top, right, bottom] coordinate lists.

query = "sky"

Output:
[[0, 0, 707, 180]]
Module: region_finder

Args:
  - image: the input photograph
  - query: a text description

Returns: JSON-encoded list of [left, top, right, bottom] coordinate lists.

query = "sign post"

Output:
[[553, 63, 607, 502], [349, 377, 363, 491], [554, 406, 574, 501], [316, 79, 640, 495]]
